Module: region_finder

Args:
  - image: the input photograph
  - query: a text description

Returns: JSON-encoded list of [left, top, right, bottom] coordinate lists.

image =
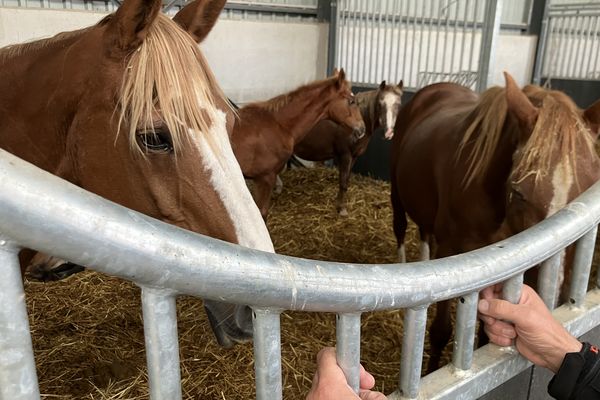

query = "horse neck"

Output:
[[356, 91, 378, 136], [273, 85, 337, 145], [0, 35, 87, 175]]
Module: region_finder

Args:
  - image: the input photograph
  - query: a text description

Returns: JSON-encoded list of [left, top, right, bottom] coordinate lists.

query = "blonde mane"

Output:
[[118, 13, 231, 156], [247, 76, 340, 113], [457, 85, 597, 188], [457, 86, 507, 187], [510, 90, 597, 188]]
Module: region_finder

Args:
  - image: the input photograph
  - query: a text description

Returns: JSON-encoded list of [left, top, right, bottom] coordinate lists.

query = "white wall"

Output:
[[492, 33, 538, 87], [0, 7, 329, 104]]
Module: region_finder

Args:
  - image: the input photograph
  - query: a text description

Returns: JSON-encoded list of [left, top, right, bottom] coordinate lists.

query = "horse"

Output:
[[390, 72, 600, 373], [230, 69, 366, 219], [294, 80, 403, 215], [0, 0, 274, 349]]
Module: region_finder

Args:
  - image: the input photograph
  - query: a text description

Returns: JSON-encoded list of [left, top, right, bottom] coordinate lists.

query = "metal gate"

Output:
[[2, 146, 600, 400], [534, 1, 600, 83], [329, 0, 503, 91]]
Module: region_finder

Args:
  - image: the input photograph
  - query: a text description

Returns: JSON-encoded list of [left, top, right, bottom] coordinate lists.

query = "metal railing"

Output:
[[535, 2, 600, 82], [330, 0, 504, 92], [1, 147, 600, 399]]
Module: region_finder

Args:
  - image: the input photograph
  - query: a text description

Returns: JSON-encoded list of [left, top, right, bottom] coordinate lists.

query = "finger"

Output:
[[478, 298, 526, 325], [316, 347, 337, 367], [483, 319, 517, 339], [478, 314, 496, 326], [359, 390, 388, 400], [359, 364, 375, 390], [480, 286, 495, 300], [484, 325, 515, 347]]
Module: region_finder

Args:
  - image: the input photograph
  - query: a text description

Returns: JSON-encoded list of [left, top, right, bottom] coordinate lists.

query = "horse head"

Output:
[[503, 72, 600, 234], [0, 0, 273, 348], [325, 68, 366, 141], [376, 80, 403, 140]]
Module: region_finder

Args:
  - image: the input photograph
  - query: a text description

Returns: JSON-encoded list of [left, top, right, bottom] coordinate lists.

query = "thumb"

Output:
[[478, 298, 525, 325], [359, 390, 387, 400]]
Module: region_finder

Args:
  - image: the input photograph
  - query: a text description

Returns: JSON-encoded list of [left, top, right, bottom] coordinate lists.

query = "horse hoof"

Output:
[[338, 209, 349, 217]]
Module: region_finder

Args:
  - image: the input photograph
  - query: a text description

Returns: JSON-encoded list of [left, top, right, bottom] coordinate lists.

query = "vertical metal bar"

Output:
[[424, 0, 434, 86], [415, 0, 426, 86], [476, 0, 502, 92], [359, 0, 369, 83], [592, 16, 600, 79], [395, 0, 405, 84], [566, 15, 580, 78], [538, 252, 563, 309], [342, 0, 350, 71], [336, 313, 361, 393], [452, 292, 478, 371], [0, 238, 40, 400], [432, 1, 443, 77], [585, 16, 599, 79], [408, 0, 418, 86], [449, 0, 459, 75], [401, 0, 410, 81], [459, 0, 470, 74], [327, 0, 339, 75], [385, 0, 398, 82], [348, 0, 357, 81], [576, 16, 591, 79], [440, 0, 451, 74], [141, 287, 182, 400], [381, 0, 390, 81], [468, 0, 480, 73], [400, 306, 428, 398], [503, 274, 524, 305], [569, 226, 598, 307], [253, 308, 282, 400], [372, 0, 382, 83]]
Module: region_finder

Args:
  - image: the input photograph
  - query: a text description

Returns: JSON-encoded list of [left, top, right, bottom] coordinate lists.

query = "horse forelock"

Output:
[[457, 86, 507, 187], [511, 91, 597, 189], [118, 13, 230, 158]]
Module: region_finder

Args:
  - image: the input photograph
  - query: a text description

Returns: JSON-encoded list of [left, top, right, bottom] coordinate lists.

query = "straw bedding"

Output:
[[24, 166, 595, 399]]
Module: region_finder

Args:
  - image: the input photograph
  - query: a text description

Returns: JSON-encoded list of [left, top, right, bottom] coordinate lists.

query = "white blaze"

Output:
[[193, 110, 274, 253], [382, 92, 399, 130]]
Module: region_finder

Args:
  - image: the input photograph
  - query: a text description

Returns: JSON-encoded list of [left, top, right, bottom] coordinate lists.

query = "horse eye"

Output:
[[349, 98, 356, 105], [136, 128, 173, 154]]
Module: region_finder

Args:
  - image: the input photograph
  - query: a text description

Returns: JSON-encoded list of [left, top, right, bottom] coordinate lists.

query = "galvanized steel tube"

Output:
[[336, 313, 362, 393], [141, 287, 182, 400], [502, 273, 524, 304], [452, 292, 478, 371], [0, 238, 40, 400], [400, 306, 428, 399], [539, 252, 563, 309], [569, 226, 598, 307], [253, 308, 282, 400]]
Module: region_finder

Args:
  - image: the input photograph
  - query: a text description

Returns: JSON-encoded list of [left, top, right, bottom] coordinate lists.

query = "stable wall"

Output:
[[0, 7, 328, 104]]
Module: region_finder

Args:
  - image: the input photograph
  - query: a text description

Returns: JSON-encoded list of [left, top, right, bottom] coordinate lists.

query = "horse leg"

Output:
[[253, 174, 277, 220], [391, 181, 408, 263], [427, 298, 453, 373], [420, 230, 431, 261], [336, 154, 353, 217], [274, 174, 283, 195]]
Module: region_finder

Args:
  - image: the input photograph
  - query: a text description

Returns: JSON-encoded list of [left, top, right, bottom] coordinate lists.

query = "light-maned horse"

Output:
[[294, 80, 403, 215], [391, 73, 600, 372], [0, 0, 273, 348], [231, 69, 366, 219]]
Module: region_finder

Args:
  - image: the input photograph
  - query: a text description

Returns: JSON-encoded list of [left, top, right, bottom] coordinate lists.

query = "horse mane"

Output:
[[457, 85, 596, 188], [247, 76, 340, 113], [118, 13, 231, 156], [457, 86, 507, 187], [511, 89, 597, 188]]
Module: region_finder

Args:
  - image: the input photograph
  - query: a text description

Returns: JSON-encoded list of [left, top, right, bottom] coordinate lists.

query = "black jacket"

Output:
[[548, 342, 600, 399]]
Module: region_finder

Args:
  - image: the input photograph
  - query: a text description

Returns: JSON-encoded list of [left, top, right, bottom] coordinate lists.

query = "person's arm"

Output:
[[478, 284, 600, 399], [306, 347, 387, 400]]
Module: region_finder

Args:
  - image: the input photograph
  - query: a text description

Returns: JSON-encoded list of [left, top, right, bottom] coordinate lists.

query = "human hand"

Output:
[[478, 284, 582, 373], [306, 347, 387, 400]]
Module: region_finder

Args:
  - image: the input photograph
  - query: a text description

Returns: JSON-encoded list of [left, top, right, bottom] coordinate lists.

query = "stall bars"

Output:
[[1, 148, 600, 399]]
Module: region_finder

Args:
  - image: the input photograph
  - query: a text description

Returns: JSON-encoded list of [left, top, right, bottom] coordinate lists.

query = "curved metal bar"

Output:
[[2, 149, 600, 313]]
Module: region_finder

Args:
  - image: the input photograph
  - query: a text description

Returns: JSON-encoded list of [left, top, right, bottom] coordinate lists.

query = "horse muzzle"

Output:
[[204, 300, 253, 348], [352, 125, 366, 141], [384, 128, 394, 140]]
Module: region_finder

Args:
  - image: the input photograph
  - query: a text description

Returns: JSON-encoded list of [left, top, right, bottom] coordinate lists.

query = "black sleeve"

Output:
[[548, 342, 600, 400]]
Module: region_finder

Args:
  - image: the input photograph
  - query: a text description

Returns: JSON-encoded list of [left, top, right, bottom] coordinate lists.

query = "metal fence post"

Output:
[[336, 312, 362, 393], [327, 0, 339, 75], [476, 0, 503, 91], [0, 237, 40, 400]]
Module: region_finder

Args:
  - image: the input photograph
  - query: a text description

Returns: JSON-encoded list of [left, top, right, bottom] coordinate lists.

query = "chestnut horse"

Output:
[[231, 69, 365, 219], [0, 0, 273, 348], [391, 73, 600, 372], [295, 80, 403, 215]]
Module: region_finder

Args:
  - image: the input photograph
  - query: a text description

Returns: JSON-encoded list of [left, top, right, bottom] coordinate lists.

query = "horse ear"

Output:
[[336, 68, 346, 88], [583, 98, 600, 139], [173, 0, 226, 43], [332, 67, 339, 76], [107, 0, 162, 55], [379, 80, 386, 90], [504, 71, 538, 141], [398, 80, 404, 89]]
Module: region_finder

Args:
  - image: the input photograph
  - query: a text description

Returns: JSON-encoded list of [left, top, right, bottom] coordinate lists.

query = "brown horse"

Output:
[[231, 69, 365, 219], [391, 72, 600, 372], [294, 80, 403, 215], [0, 0, 273, 348]]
